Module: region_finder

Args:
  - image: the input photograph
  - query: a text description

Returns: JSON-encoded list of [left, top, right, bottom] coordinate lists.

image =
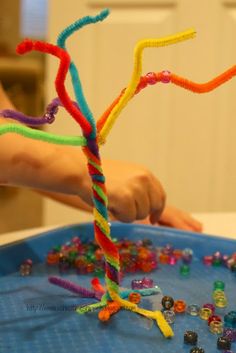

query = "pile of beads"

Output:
[[19, 259, 33, 276], [46, 237, 194, 276], [158, 244, 193, 267], [203, 251, 236, 271], [46, 236, 159, 275]]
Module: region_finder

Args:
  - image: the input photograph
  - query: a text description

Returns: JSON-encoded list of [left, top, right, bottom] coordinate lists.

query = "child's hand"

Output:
[[103, 159, 166, 223], [138, 205, 203, 232]]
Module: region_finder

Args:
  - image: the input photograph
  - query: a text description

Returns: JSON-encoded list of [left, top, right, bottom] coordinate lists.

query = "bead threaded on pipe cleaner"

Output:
[[97, 65, 236, 135], [98, 29, 196, 143], [16, 39, 93, 137]]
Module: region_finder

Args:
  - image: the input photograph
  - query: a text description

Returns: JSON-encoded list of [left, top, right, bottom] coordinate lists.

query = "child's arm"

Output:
[[0, 85, 165, 223]]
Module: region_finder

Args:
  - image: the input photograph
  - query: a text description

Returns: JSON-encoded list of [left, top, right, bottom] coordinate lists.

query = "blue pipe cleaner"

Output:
[[57, 9, 110, 138]]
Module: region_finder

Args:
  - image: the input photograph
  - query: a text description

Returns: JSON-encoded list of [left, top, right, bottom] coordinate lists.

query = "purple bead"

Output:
[[162, 244, 174, 255], [213, 251, 223, 260], [203, 303, 215, 314], [161, 70, 171, 83], [182, 254, 192, 264], [131, 279, 144, 290], [222, 255, 230, 266], [223, 328, 236, 342], [142, 277, 154, 288]]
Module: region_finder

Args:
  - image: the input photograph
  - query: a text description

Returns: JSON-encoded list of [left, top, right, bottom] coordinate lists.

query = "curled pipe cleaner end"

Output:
[[16, 39, 34, 54], [99, 8, 110, 20]]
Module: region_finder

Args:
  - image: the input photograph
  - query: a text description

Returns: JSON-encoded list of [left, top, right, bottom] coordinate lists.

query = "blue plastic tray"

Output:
[[0, 223, 235, 353]]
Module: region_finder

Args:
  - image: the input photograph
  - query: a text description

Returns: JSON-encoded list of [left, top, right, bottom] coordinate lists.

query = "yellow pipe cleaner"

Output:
[[99, 29, 196, 144]]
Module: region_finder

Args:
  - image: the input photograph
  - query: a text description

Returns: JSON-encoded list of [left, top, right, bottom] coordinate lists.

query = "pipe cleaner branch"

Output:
[[0, 124, 87, 146], [57, 9, 110, 137], [97, 64, 236, 134], [98, 29, 196, 143], [16, 39, 92, 137]]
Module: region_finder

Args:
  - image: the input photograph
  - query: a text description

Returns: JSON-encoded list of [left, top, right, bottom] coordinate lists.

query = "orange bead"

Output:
[[128, 292, 142, 304], [86, 263, 95, 273], [159, 254, 170, 264], [174, 300, 186, 313], [95, 249, 103, 261], [173, 249, 183, 260], [98, 309, 110, 322], [46, 253, 60, 265]]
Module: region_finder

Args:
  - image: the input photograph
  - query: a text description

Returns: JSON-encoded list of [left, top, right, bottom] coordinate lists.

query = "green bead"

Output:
[[53, 245, 61, 252], [212, 258, 222, 266], [94, 268, 104, 278], [68, 250, 78, 259], [180, 264, 190, 276], [214, 280, 225, 291]]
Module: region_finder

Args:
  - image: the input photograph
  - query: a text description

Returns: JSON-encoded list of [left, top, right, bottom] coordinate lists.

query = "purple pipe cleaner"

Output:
[[48, 276, 96, 298], [0, 97, 81, 126]]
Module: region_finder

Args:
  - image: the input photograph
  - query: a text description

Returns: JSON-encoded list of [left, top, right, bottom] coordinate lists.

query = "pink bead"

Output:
[[169, 256, 177, 265], [203, 303, 215, 314], [161, 70, 171, 83], [146, 72, 157, 85]]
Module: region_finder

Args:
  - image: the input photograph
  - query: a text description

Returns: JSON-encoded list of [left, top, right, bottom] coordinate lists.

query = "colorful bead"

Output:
[[184, 330, 198, 345], [146, 72, 158, 85], [214, 280, 225, 291], [223, 328, 236, 342], [224, 311, 236, 328], [208, 315, 222, 326], [46, 252, 60, 265], [217, 336, 231, 350], [190, 347, 205, 353], [174, 300, 186, 313], [19, 263, 32, 276], [215, 296, 228, 308], [186, 304, 200, 316], [199, 307, 212, 320], [212, 290, 225, 300], [161, 296, 174, 310], [230, 263, 236, 272], [161, 70, 171, 83], [159, 253, 170, 264], [203, 303, 215, 314], [169, 255, 177, 265], [163, 310, 175, 324], [131, 279, 143, 290], [128, 292, 141, 304], [141, 277, 154, 288], [182, 248, 193, 264], [209, 320, 223, 335], [180, 264, 190, 276], [203, 255, 213, 265]]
